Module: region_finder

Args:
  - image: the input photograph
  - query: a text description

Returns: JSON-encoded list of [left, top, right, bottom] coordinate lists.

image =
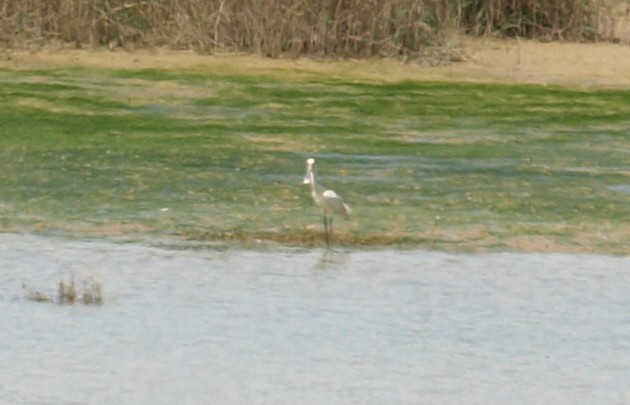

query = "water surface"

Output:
[[1, 234, 628, 404]]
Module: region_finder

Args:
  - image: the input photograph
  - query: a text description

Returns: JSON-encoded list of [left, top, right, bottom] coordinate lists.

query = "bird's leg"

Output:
[[329, 217, 334, 242], [323, 215, 330, 248]]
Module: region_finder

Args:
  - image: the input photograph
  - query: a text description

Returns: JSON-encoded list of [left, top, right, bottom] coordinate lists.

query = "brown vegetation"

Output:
[[182, 223, 629, 255], [22, 276, 103, 305], [1, 0, 628, 58]]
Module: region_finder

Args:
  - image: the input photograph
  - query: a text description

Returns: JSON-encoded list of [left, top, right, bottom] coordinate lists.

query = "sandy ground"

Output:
[[451, 37, 630, 87], [2, 37, 630, 87]]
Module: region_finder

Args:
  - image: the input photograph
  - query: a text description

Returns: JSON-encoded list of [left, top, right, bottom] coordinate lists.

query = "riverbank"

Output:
[[2, 37, 630, 87]]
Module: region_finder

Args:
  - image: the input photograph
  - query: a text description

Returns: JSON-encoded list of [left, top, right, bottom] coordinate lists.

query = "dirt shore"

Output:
[[2, 37, 630, 87]]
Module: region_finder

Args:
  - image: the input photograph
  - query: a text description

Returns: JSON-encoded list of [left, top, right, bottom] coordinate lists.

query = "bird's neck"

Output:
[[308, 171, 317, 193], [308, 171, 325, 200]]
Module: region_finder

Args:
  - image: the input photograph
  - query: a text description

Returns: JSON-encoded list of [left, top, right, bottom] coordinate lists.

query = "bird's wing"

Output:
[[322, 189, 351, 216], [322, 190, 340, 199]]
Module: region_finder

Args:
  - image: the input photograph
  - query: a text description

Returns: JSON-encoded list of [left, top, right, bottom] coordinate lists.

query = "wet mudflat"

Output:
[[0, 64, 629, 252], [1, 234, 628, 404]]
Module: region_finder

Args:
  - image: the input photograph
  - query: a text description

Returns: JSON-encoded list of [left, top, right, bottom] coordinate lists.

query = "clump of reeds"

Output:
[[58, 275, 103, 305], [81, 276, 104, 305], [22, 275, 103, 305], [57, 276, 77, 304]]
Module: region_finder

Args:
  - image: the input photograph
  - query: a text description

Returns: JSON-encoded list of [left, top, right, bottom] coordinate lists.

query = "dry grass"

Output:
[[1, 0, 628, 59], [0, 0, 440, 57]]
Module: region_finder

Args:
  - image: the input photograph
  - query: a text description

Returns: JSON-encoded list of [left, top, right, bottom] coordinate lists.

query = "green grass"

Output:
[[0, 66, 628, 253]]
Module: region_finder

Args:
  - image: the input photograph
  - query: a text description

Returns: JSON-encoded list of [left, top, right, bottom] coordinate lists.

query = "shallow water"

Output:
[[1, 233, 629, 404]]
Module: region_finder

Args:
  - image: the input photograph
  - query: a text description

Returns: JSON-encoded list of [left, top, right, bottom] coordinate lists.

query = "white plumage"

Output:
[[303, 158, 351, 246]]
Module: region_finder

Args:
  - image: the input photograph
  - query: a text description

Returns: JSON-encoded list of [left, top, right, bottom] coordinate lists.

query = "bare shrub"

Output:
[[0, 0, 626, 56], [457, 0, 590, 40]]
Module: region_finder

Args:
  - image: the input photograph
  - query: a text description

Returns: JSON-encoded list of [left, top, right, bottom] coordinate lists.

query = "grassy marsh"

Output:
[[0, 63, 628, 253]]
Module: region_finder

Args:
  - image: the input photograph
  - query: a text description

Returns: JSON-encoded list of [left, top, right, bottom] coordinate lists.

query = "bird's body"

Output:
[[303, 158, 351, 247]]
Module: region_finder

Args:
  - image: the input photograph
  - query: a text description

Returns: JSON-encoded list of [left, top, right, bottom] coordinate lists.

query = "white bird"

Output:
[[303, 158, 352, 247]]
